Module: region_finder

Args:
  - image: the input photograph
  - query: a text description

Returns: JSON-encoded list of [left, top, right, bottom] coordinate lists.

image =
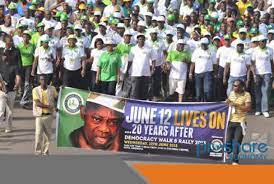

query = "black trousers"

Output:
[[100, 81, 117, 95], [89, 70, 100, 92], [130, 76, 149, 100], [226, 121, 244, 163], [63, 68, 83, 89]]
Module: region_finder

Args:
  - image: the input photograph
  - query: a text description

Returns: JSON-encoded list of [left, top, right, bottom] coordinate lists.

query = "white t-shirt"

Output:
[[62, 46, 85, 71], [90, 48, 105, 71], [216, 46, 235, 68], [34, 46, 56, 74], [169, 61, 188, 80], [0, 25, 14, 35], [252, 47, 274, 75], [128, 45, 157, 77], [227, 51, 251, 77], [191, 48, 216, 74], [147, 40, 167, 66]]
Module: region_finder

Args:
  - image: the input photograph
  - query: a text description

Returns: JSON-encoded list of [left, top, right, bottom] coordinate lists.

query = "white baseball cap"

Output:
[[137, 21, 146, 27], [124, 30, 133, 36], [99, 22, 107, 28], [74, 24, 83, 30], [157, 16, 165, 22], [239, 27, 247, 33], [117, 23, 125, 29], [40, 34, 50, 42], [165, 30, 174, 36], [145, 12, 153, 17], [213, 36, 221, 40], [177, 39, 186, 45], [257, 35, 268, 41], [44, 24, 54, 31], [94, 11, 102, 16], [105, 38, 115, 45], [200, 37, 209, 44], [176, 24, 185, 30]]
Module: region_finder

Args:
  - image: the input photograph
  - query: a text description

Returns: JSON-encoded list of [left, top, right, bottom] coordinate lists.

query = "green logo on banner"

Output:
[[63, 92, 83, 115]]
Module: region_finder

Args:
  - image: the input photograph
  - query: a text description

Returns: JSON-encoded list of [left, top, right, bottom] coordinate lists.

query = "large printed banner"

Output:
[[57, 87, 230, 160]]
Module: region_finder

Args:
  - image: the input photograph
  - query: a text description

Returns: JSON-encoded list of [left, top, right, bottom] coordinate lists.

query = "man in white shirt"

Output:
[[224, 40, 251, 97], [147, 28, 167, 100], [231, 27, 251, 51], [166, 39, 191, 102], [216, 35, 234, 101], [251, 35, 274, 118], [31, 34, 56, 85], [189, 37, 216, 102], [90, 22, 109, 49], [126, 33, 156, 100]]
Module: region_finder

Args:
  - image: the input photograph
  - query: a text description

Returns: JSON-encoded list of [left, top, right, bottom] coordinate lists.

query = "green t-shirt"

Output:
[[17, 43, 35, 66], [31, 32, 40, 46], [98, 51, 122, 81], [116, 43, 132, 56], [166, 50, 191, 62]]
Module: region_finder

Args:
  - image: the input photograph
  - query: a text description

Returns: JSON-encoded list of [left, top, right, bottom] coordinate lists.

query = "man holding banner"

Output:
[[70, 93, 125, 151]]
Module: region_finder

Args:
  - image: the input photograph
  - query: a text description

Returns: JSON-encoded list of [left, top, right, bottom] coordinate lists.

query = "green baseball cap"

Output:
[[236, 20, 244, 27], [250, 27, 258, 34], [37, 22, 45, 28], [8, 2, 17, 10], [205, 15, 211, 21], [224, 34, 231, 40], [167, 14, 175, 21], [28, 5, 36, 10], [60, 13, 69, 21]]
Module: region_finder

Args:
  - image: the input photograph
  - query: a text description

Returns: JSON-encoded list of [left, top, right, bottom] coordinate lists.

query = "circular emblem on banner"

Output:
[[210, 139, 223, 153], [63, 92, 83, 115]]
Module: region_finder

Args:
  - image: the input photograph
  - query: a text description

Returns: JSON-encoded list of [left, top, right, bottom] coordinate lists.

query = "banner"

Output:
[[57, 87, 230, 160]]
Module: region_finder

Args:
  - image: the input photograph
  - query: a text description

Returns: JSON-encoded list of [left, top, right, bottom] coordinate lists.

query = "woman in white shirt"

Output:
[[88, 38, 105, 92], [60, 35, 86, 89]]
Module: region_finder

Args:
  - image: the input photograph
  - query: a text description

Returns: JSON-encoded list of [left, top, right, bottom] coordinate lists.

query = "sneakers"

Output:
[[263, 112, 270, 118], [5, 129, 12, 133], [232, 162, 239, 165], [255, 112, 261, 116]]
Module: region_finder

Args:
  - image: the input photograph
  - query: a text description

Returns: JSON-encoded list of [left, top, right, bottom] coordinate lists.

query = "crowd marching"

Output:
[[0, 0, 273, 136]]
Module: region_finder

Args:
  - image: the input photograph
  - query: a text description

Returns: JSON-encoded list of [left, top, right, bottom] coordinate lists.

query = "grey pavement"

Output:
[[0, 106, 274, 184]]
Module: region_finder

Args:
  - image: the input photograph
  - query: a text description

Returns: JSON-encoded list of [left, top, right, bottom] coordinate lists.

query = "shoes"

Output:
[[263, 112, 270, 118], [232, 162, 239, 165], [255, 112, 261, 116], [5, 129, 12, 133]]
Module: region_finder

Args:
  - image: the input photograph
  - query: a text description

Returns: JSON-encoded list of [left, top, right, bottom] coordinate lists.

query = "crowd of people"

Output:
[[0, 0, 273, 135]]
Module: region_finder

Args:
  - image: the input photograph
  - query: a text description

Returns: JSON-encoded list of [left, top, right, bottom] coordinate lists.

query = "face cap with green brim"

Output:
[[224, 34, 231, 40], [23, 30, 32, 37], [87, 92, 125, 114]]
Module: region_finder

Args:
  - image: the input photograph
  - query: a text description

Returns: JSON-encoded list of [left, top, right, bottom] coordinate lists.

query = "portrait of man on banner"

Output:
[[70, 93, 125, 151]]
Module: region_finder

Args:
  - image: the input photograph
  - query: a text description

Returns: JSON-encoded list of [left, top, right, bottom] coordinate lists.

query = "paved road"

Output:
[[0, 106, 273, 183], [1, 106, 274, 162]]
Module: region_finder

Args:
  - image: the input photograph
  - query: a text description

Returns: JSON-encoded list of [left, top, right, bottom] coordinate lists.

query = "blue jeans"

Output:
[[255, 74, 272, 112], [195, 72, 213, 102], [227, 75, 247, 97]]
